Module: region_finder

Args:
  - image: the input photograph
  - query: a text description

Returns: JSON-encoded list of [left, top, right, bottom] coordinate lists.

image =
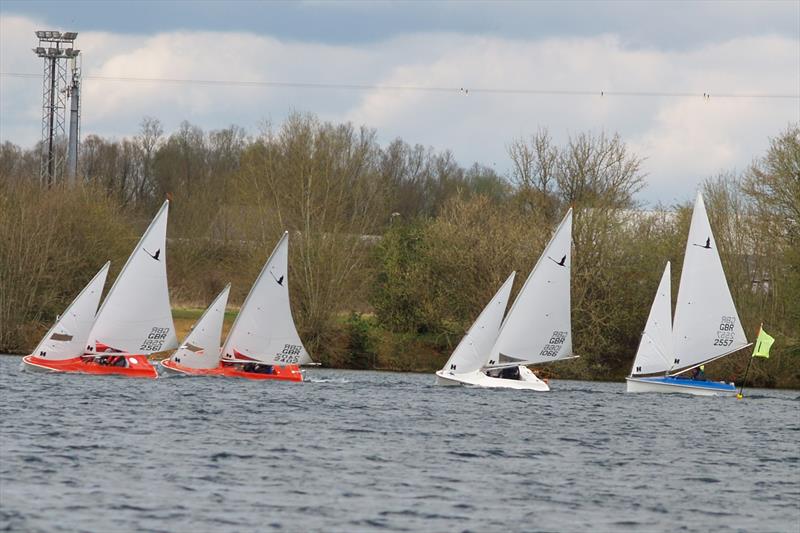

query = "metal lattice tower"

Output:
[[32, 31, 80, 186]]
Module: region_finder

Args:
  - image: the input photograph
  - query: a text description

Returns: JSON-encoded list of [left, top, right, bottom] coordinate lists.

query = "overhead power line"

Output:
[[1, 71, 798, 100]]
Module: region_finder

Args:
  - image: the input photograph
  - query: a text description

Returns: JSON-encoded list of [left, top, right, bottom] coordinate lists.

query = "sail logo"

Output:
[[692, 237, 712, 249], [270, 271, 285, 286], [548, 254, 567, 267], [143, 248, 161, 261]]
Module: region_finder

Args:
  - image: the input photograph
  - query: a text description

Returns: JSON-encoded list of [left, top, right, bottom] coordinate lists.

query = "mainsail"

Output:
[[630, 262, 674, 376], [486, 209, 573, 368], [671, 193, 748, 373], [220, 232, 312, 365], [32, 262, 110, 360], [169, 284, 230, 369], [86, 200, 178, 354], [441, 272, 516, 375]]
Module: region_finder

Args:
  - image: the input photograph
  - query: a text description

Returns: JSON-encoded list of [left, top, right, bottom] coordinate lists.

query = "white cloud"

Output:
[[1, 14, 797, 204]]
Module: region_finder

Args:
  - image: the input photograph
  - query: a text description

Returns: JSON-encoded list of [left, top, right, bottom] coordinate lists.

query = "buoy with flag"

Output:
[[737, 325, 775, 399]]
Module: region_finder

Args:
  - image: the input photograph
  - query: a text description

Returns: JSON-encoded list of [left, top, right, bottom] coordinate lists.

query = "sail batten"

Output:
[[486, 209, 573, 368]]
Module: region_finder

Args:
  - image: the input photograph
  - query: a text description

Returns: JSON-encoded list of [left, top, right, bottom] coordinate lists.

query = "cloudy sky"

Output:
[[1, 1, 798, 203]]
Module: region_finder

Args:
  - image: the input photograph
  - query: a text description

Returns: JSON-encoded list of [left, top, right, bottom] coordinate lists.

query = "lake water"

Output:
[[1, 355, 798, 532]]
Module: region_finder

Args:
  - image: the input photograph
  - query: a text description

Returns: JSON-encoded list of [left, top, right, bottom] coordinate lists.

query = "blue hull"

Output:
[[627, 376, 736, 395]]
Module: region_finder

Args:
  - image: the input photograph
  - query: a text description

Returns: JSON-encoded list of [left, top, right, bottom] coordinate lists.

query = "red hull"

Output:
[[219, 364, 303, 381], [22, 355, 158, 379], [160, 359, 303, 381]]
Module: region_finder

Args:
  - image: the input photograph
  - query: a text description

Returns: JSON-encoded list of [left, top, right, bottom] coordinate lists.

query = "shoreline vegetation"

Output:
[[1, 115, 797, 388]]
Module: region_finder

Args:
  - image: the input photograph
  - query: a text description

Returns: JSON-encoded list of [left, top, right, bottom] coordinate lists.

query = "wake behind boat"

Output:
[[626, 193, 751, 396], [23, 201, 178, 379], [435, 209, 575, 391]]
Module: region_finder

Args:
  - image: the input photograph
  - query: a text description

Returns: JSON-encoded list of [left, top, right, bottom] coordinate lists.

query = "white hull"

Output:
[[625, 377, 736, 397], [435, 366, 550, 391], [20, 357, 58, 373], [158, 360, 187, 376]]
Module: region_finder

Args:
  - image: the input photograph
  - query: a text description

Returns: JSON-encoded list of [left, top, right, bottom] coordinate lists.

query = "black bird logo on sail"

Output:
[[143, 248, 161, 261], [548, 254, 567, 267], [270, 271, 285, 286], [692, 237, 712, 250]]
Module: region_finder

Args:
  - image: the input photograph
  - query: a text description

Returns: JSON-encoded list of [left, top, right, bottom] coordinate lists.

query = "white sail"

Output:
[[630, 262, 674, 376], [441, 272, 516, 375], [86, 200, 178, 354], [169, 284, 230, 369], [486, 209, 573, 368], [32, 262, 110, 360], [671, 193, 748, 372], [221, 231, 311, 365]]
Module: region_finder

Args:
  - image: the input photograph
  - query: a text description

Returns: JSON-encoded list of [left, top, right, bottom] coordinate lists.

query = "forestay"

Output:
[[32, 262, 110, 360], [86, 200, 178, 354], [671, 194, 748, 373], [486, 209, 573, 368], [220, 232, 312, 366], [630, 262, 674, 376], [440, 272, 516, 374], [169, 284, 230, 369]]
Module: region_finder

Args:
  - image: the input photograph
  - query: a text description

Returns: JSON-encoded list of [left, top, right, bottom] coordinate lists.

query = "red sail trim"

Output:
[[230, 349, 258, 361], [94, 342, 123, 353]]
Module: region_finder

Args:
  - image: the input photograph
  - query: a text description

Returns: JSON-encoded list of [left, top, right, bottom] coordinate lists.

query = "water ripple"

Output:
[[1, 357, 798, 532]]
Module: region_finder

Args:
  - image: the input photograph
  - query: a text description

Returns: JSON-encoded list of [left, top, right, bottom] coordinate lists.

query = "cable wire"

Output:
[[1, 71, 797, 99]]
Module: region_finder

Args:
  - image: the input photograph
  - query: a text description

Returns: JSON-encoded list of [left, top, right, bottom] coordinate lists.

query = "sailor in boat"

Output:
[[691, 365, 706, 381], [242, 362, 274, 374], [485, 366, 522, 381]]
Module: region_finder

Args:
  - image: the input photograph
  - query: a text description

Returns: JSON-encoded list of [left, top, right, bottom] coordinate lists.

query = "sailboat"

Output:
[[24, 201, 178, 378], [160, 231, 308, 380], [435, 209, 575, 390], [21, 262, 110, 373], [217, 231, 310, 380], [159, 284, 231, 376], [626, 193, 751, 396]]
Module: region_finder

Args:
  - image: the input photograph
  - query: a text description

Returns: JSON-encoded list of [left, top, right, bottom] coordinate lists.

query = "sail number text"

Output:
[[274, 344, 302, 364], [140, 327, 170, 352], [539, 330, 567, 358], [714, 316, 736, 347]]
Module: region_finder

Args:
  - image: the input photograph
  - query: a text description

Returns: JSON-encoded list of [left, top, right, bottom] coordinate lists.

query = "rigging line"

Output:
[[1, 71, 798, 99]]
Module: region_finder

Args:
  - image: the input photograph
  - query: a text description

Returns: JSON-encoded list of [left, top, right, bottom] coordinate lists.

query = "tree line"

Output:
[[1, 115, 797, 387]]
